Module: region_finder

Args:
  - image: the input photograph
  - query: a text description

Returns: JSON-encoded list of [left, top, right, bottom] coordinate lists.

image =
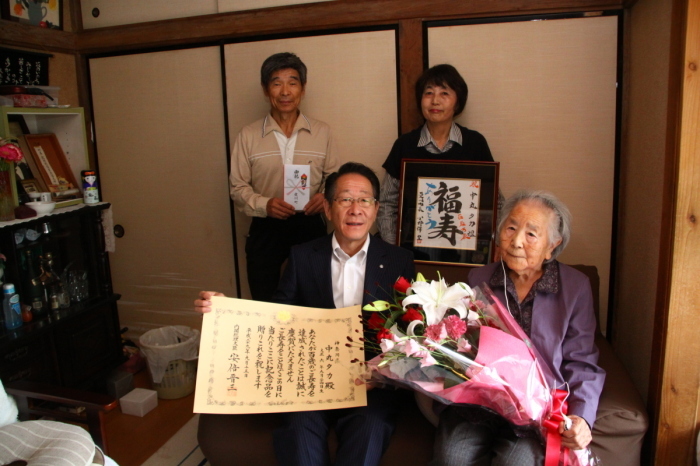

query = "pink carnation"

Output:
[[425, 323, 448, 342], [443, 315, 467, 340], [0, 142, 23, 163]]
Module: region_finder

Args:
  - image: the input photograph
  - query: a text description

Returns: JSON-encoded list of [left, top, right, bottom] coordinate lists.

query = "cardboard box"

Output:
[[119, 388, 158, 417], [107, 370, 134, 399]]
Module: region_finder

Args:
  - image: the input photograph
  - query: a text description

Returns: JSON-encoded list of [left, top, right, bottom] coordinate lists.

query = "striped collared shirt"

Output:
[[417, 122, 463, 154]]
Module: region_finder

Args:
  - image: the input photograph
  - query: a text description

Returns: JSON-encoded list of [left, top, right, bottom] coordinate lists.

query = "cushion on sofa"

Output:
[[590, 334, 648, 466]]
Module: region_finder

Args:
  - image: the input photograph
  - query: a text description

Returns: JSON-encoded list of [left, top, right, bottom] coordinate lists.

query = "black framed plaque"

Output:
[[398, 159, 499, 266]]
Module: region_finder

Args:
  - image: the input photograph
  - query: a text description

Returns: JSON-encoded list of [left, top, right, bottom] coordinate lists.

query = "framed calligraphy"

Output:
[[23, 133, 79, 193], [397, 159, 499, 266]]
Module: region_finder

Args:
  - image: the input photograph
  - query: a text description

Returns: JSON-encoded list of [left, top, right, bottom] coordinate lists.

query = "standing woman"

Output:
[[378, 64, 494, 244]]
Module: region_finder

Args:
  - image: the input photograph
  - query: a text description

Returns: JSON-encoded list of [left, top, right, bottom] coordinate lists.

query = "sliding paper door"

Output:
[[428, 16, 618, 331], [89, 46, 234, 337], [224, 30, 398, 299]]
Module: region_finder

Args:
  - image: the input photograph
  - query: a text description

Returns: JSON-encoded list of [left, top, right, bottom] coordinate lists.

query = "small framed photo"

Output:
[[398, 159, 500, 267], [7, 117, 50, 193], [20, 178, 41, 194], [1, 0, 63, 30]]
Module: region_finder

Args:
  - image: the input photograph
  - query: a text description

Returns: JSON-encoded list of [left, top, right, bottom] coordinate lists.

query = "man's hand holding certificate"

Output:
[[194, 297, 367, 414]]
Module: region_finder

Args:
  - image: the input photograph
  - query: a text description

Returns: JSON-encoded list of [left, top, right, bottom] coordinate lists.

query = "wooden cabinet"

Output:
[[0, 203, 123, 389]]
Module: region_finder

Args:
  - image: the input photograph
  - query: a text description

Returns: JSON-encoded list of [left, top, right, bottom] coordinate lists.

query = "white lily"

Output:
[[406, 320, 424, 337], [402, 278, 473, 325]]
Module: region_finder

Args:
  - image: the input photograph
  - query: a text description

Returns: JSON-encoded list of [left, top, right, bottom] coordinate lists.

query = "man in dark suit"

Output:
[[196, 162, 414, 465]]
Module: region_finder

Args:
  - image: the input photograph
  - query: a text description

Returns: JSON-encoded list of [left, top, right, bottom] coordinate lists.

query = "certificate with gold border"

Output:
[[194, 297, 367, 414]]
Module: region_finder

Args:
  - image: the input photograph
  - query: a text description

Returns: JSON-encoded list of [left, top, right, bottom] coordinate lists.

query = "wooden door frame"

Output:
[[648, 0, 700, 464]]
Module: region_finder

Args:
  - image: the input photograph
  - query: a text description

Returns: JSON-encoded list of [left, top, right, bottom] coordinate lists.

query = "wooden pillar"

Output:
[[653, 0, 700, 463], [398, 18, 425, 134]]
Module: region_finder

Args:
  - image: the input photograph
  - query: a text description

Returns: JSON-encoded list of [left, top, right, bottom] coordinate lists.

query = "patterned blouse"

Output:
[[487, 260, 560, 337]]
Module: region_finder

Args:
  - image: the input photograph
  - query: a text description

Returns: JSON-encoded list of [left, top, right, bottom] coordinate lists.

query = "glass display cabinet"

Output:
[[0, 198, 122, 389]]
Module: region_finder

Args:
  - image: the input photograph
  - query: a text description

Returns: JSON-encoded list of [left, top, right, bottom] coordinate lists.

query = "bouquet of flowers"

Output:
[[363, 273, 598, 466]]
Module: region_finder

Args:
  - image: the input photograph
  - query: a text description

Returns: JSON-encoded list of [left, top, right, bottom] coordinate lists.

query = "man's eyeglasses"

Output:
[[334, 197, 377, 208]]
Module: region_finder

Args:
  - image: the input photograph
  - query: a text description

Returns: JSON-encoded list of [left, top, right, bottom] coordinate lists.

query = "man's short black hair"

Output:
[[261, 52, 307, 88], [415, 64, 469, 117], [324, 162, 380, 203]]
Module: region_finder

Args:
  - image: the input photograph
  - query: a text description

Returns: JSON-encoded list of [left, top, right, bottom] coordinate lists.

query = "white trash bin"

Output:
[[139, 326, 200, 399]]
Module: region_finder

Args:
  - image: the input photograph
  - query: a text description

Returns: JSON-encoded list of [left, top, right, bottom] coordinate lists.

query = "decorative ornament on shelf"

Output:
[[0, 138, 24, 222]]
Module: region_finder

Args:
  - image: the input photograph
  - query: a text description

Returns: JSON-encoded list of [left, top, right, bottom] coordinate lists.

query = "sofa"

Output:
[[198, 265, 648, 465]]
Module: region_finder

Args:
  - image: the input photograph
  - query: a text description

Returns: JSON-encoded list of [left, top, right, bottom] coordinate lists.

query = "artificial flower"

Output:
[[364, 300, 391, 312], [402, 277, 472, 325], [402, 339, 424, 358], [367, 313, 386, 330], [444, 315, 467, 340], [376, 328, 392, 343], [380, 337, 396, 353], [401, 308, 423, 322], [393, 276, 412, 294], [425, 322, 448, 342], [0, 138, 24, 163], [456, 337, 472, 353]]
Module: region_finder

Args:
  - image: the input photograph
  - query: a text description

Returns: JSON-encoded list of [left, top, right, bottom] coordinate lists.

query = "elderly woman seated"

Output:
[[432, 190, 606, 465]]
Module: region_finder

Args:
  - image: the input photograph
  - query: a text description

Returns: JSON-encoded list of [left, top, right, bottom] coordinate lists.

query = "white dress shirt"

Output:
[[273, 130, 299, 165], [331, 234, 370, 308]]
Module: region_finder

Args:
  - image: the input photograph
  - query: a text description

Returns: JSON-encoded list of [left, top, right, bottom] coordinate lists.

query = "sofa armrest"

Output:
[[590, 335, 648, 466]]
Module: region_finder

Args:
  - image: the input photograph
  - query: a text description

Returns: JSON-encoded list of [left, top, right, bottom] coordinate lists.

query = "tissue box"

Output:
[[9, 94, 47, 108], [119, 388, 158, 417]]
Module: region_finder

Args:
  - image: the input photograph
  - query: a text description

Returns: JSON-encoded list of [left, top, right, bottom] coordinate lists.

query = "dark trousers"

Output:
[[272, 388, 400, 466], [246, 213, 326, 302], [431, 407, 544, 466]]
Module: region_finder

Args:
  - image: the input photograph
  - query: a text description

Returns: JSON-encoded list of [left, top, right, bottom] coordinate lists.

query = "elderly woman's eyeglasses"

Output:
[[334, 197, 377, 208]]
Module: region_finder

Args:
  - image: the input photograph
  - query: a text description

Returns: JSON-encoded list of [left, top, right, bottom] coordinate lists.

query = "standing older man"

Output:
[[197, 163, 415, 465], [230, 52, 338, 301]]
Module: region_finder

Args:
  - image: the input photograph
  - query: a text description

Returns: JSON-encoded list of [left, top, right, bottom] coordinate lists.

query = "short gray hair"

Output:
[[496, 190, 571, 262], [260, 52, 307, 88]]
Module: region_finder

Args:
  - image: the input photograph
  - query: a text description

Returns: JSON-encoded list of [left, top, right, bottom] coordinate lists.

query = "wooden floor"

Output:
[[104, 370, 196, 466]]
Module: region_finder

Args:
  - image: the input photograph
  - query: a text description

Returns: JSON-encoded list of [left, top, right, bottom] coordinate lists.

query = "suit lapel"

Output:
[[364, 236, 391, 305], [312, 235, 335, 307]]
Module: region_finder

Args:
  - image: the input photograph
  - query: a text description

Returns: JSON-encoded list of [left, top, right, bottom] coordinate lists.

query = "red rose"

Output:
[[401, 308, 423, 322], [393, 276, 412, 294], [376, 328, 392, 343], [367, 313, 386, 330]]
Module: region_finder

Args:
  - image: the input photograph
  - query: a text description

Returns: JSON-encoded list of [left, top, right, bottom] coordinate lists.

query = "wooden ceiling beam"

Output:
[[74, 0, 624, 55]]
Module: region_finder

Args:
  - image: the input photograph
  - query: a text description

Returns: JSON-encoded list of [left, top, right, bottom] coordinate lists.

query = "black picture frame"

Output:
[[1, 0, 62, 30], [397, 159, 500, 267]]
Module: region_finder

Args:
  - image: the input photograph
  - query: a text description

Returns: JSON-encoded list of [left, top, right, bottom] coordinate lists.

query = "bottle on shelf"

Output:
[[23, 249, 46, 317], [3, 283, 22, 330], [38, 252, 61, 313]]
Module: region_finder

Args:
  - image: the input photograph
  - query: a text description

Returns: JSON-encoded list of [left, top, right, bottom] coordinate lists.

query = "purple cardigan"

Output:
[[468, 261, 606, 427]]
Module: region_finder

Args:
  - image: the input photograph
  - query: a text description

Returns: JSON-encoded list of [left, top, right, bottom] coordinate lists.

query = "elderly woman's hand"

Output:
[[194, 291, 225, 314], [559, 415, 592, 450]]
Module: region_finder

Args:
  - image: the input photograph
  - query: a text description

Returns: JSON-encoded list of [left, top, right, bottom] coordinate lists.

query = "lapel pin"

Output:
[[380, 264, 384, 268]]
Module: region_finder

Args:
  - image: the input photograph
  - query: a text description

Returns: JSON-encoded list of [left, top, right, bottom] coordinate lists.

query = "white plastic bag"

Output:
[[139, 326, 200, 383]]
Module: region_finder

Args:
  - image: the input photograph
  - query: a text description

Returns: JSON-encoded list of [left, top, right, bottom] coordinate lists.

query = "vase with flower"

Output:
[[0, 138, 24, 222]]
